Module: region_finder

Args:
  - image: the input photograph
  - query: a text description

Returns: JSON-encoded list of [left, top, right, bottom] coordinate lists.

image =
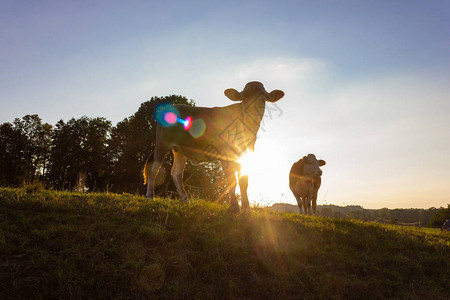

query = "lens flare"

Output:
[[154, 103, 203, 135], [164, 112, 178, 124], [183, 116, 193, 130], [188, 119, 206, 138], [154, 103, 179, 127]]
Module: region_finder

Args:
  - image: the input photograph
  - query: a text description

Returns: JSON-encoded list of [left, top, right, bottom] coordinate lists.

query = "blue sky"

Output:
[[1, 0, 449, 208]]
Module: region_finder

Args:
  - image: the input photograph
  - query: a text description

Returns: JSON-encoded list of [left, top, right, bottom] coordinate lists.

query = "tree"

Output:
[[1, 97, 232, 200], [428, 205, 450, 228], [108, 95, 194, 194], [0, 122, 19, 186], [48, 117, 111, 191], [0, 115, 52, 186], [184, 161, 228, 201]]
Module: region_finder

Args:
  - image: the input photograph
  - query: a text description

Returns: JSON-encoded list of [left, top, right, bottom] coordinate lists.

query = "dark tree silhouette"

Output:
[[0, 122, 20, 186], [48, 117, 111, 191], [0, 97, 229, 200], [428, 205, 450, 228], [108, 95, 195, 194], [0, 115, 52, 186], [184, 161, 228, 201]]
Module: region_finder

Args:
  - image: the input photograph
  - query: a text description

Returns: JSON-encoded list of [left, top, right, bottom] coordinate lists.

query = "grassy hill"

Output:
[[0, 187, 449, 299]]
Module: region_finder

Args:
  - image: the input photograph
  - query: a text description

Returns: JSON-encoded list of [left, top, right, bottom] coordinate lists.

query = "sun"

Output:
[[237, 150, 258, 177], [236, 148, 274, 206], [235, 139, 287, 207]]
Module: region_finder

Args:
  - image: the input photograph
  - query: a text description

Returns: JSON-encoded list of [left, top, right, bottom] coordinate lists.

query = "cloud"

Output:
[[180, 56, 331, 106]]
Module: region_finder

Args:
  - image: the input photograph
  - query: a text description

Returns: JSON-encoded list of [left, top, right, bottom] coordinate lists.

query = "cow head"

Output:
[[224, 81, 284, 129], [303, 154, 326, 178]]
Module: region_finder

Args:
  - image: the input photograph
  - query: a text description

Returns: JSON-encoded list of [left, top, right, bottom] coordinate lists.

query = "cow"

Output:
[[289, 154, 326, 215], [442, 219, 450, 232], [144, 81, 285, 212]]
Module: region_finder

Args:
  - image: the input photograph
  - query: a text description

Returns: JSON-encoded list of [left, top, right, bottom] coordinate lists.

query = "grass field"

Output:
[[0, 187, 449, 299]]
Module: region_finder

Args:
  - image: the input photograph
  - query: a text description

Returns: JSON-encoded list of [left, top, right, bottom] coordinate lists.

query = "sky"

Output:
[[1, 0, 449, 209]]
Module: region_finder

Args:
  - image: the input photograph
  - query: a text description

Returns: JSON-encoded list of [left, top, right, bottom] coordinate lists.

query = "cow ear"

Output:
[[267, 90, 285, 102], [319, 160, 326, 166], [224, 88, 242, 101]]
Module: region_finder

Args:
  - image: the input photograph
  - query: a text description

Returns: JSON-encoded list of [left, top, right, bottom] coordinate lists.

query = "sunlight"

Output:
[[238, 150, 257, 177], [236, 144, 283, 207]]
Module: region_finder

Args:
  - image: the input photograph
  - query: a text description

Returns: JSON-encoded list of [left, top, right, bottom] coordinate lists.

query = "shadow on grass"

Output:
[[0, 188, 449, 299]]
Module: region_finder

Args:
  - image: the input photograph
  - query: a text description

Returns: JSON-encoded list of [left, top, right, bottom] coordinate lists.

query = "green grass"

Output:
[[0, 187, 449, 299]]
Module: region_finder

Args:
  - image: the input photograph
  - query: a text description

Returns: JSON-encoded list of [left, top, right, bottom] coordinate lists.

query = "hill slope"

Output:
[[0, 188, 449, 299]]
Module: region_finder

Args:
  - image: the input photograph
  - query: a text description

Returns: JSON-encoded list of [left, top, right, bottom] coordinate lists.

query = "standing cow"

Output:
[[144, 81, 284, 212], [289, 154, 326, 215]]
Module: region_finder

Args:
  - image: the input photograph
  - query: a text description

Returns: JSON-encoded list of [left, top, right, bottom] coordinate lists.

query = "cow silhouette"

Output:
[[289, 154, 326, 214], [144, 81, 284, 212]]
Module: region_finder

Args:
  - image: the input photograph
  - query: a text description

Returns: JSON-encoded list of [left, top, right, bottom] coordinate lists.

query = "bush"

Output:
[[21, 181, 46, 194], [428, 205, 450, 228]]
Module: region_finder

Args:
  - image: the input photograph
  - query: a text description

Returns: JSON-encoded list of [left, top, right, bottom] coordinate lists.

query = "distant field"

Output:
[[0, 187, 449, 299]]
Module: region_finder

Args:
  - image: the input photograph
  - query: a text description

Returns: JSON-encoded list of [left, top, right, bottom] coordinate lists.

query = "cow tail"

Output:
[[143, 151, 154, 185]]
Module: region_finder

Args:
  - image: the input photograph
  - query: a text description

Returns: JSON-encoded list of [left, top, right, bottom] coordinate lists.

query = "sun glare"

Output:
[[238, 151, 258, 177], [234, 138, 289, 207], [236, 148, 279, 207]]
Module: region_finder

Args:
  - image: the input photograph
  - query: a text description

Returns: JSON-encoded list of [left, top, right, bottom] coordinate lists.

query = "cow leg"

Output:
[[306, 191, 313, 215], [294, 194, 303, 214], [312, 189, 318, 215], [146, 142, 170, 200], [171, 149, 189, 204], [221, 161, 239, 212], [302, 198, 308, 215], [238, 172, 250, 212], [307, 198, 312, 215]]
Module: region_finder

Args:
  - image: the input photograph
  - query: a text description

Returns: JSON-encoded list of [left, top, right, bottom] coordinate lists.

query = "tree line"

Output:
[[0, 96, 227, 200], [271, 203, 450, 227]]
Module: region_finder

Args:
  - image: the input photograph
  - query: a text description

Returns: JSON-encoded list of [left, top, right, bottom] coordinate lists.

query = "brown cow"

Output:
[[144, 81, 284, 212], [289, 154, 326, 215]]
